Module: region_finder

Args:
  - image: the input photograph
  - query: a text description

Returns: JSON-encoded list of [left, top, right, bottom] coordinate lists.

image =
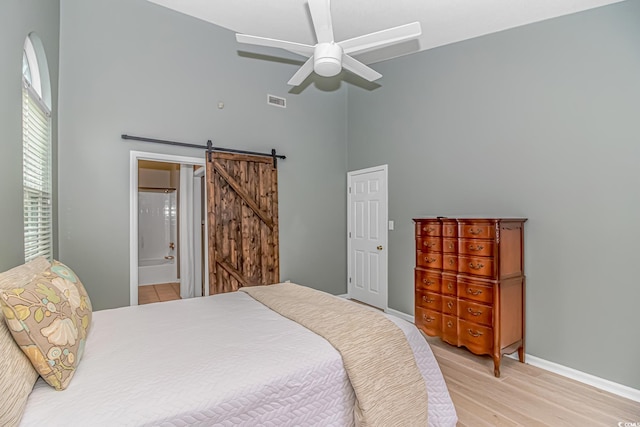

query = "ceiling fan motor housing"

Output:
[[314, 43, 343, 77]]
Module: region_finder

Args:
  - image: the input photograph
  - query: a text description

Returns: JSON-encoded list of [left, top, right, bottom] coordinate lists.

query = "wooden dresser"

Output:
[[414, 217, 526, 377]]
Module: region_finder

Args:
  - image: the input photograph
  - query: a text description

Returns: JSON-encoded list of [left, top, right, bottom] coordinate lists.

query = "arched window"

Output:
[[22, 34, 53, 262]]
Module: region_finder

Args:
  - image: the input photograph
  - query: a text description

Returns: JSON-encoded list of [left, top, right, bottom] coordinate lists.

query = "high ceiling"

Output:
[[147, 0, 624, 64]]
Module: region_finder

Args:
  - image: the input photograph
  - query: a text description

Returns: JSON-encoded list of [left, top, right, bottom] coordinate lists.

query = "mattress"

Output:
[[20, 292, 456, 426]]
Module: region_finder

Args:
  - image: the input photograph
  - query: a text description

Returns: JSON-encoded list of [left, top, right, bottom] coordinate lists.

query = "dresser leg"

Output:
[[492, 355, 501, 378], [518, 346, 525, 363]]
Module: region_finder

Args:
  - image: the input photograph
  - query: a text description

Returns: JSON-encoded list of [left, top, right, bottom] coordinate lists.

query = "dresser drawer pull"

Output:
[[423, 315, 435, 323], [447, 301, 454, 309], [423, 226, 435, 233], [468, 262, 485, 270], [468, 244, 484, 251], [467, 307, 483, 316], [467, 329, 483, 337], [447, 283, 453, 290], [424, 257, 436, 263], [448, 258, 456, 265], [422, 279, 435, 286], [422, 296, 435, 304], [447, 321, 454, 328], [467, 288, 483, 296], [423, 241, 436, 248], [468, 228, 483, 235], [447, 243, 455, 250]]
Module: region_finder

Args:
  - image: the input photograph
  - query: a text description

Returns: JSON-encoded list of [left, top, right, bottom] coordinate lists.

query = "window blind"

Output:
[[23, 81, 52, 262]]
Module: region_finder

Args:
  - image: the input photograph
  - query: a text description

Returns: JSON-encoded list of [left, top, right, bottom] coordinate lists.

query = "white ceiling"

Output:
[[147, 0, 624, 64]]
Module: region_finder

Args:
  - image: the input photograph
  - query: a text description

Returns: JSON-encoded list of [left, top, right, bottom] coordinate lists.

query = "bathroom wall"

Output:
[[138, 190, 176, 262]]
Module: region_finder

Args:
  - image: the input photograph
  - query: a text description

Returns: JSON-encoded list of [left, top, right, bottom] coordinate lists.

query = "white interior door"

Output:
[[347, 165, 388, 310], [192, 168, 204, 297]]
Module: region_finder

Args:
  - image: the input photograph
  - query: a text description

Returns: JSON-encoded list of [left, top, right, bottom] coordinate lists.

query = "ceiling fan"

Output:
[[236, 0, 422, 86]]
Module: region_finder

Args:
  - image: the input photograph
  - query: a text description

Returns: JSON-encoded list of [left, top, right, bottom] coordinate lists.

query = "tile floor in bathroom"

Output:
[[138, 283, 181, 305]]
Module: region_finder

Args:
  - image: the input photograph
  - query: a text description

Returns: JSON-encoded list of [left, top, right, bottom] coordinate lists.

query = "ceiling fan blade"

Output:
[[338, 22, 422, 55], [308, 0, 334, 43], [236, 34, 314, 56], [341, 54, 382, 82], [287, 56, 315, 86]]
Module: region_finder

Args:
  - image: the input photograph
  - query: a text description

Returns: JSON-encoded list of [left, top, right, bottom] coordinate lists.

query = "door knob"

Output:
[[377, 245, 383, 250]]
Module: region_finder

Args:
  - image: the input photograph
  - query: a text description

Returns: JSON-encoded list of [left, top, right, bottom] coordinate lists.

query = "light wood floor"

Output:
[[426, 335, 640, 426], [138, 283, 181, 305]]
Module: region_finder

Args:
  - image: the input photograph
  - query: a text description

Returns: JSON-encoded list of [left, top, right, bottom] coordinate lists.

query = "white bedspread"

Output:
[[20, 292, 456, 426]]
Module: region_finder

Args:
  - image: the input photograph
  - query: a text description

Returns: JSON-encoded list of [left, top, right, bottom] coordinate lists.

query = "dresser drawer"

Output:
[[458, 238, 494, 257], [415, 269, 440, 291], [458, 255, 496, 278], [443, 254, 458, 272], [442, 220, 457, 238], [416, 221, 441, 237], [415, 307, 441, 336], [459, 320, 493, 354], [458, 278, 493, 304], [417, 251, 442, 269], [441, 273, 457, 296], [417, 236, 442, 252], [442, 314, 458, 346], [416, 290, 442, 311], [459, 222, 496, 239], [442, 296, 457, 315], [459, 299, 492, 327], [442, 238, 457, 253]]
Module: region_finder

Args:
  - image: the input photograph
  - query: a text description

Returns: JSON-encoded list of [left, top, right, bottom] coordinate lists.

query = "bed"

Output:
[[1, 259, 457, 426]]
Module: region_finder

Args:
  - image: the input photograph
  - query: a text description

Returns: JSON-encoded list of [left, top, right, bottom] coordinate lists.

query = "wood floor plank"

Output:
[[424, 335, 640, 426], [439, 359, 561, 425], [447, 388, 520, 427], [449, 383, 533, 426], [535, 371, 640, 417], [503, 371, 635, 424]]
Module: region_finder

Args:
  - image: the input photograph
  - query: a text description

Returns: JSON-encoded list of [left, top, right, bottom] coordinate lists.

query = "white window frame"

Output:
[[22, 35, 53, 262]]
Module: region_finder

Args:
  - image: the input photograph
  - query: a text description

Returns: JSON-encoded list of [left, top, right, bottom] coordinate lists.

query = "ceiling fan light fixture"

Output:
[[313, 43, 343, 77], [235, 0, 422, 86]]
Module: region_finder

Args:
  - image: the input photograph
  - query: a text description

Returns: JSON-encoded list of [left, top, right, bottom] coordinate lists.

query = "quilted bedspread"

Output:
[[241, 283, 429, 427], [20, 289, 456, 426]]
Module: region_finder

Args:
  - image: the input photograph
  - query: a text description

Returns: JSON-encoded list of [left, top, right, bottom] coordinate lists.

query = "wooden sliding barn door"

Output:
[[206, 152, 279, 294]]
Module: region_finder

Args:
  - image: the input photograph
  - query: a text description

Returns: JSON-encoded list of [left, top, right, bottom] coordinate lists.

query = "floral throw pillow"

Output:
[[0, 261, 92, 390]]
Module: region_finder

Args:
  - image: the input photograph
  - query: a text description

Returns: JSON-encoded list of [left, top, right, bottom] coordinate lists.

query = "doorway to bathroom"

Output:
[[129, 151, 208, 306]]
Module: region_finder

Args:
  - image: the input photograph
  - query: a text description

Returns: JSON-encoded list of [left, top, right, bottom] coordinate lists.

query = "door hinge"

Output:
[[349, 187, 351, 193], [349, 232, 351, 238], [349, 277, 352, 283]]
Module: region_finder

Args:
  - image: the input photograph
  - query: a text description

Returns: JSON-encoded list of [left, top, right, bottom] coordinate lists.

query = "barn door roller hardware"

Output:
[[121, 134, 286, 168]]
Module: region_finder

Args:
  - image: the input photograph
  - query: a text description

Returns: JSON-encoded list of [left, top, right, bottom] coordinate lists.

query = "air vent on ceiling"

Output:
[[267, 94, 286, 108]]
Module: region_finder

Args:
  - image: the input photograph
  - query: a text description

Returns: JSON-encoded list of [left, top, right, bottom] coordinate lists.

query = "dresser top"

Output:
[[413, 216, 527, 222]]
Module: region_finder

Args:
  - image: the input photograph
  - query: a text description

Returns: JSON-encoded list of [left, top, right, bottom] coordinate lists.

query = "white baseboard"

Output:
[[392, 311, 640, 403], [385, 307, 415, 323], [519, 354, 640, 403], [336, 293, 348, 299]]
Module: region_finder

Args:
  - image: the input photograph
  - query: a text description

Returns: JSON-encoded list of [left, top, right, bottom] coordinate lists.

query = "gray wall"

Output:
[[347, 2, 640, 389], [0, 1, 60, 271], [58, 0, 348, 310]]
